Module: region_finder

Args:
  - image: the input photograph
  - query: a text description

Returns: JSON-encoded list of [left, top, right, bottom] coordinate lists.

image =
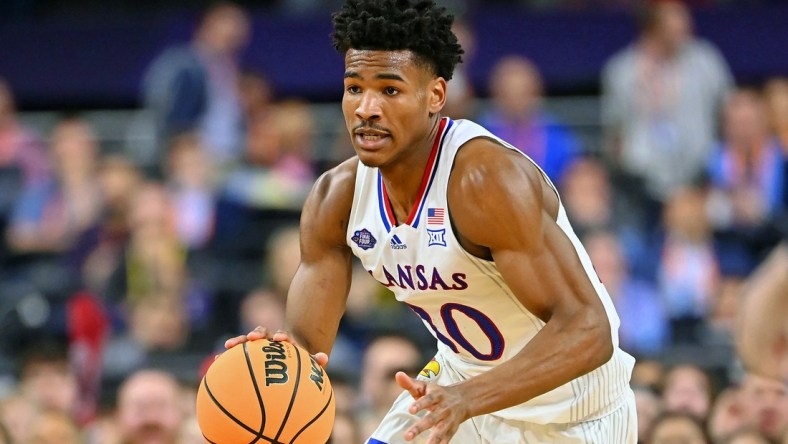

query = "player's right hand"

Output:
[[224, 325, 271, 349], [224, 326, 329, 368]]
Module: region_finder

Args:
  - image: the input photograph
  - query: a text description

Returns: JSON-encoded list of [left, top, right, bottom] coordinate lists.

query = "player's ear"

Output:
[[427, 77, 447, 115]]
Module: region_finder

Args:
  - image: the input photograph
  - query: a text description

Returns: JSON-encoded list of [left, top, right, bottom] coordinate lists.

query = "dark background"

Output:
[[1, 1, 786, 109]]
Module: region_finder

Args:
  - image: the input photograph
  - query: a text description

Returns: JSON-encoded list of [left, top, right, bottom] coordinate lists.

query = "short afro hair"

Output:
[[332, 0, 464, 81]]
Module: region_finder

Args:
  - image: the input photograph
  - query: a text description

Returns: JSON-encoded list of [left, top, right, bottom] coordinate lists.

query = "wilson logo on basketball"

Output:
[[263, 342, 289, 386], [309, 357, 325, 391]]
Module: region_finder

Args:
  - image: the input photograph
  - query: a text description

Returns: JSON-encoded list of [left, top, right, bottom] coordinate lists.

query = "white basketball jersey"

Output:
[[347, 117, 635, 424]]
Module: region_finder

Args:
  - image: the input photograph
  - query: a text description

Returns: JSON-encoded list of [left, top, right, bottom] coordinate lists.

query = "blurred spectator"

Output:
[[164, 133, 217, 250], [238, 287, 285, 336], [479, 55, 580, 183], [0, 78, 48, 221], [178, 415, 205, 444], [707, 265, 744, 341], [657, 186, 719, 343], [263, 224, 302, 299], [224, 101, 316, 210], [142, 2, 251, 168], [275, 100, 318, 178], [647, 411, 711, 444], [116, 369, 185, 444], [27, 411, 82, 444], [708, 387, 748, 444], [0, 394, 38, 444], [13, 317, 106, 427], [583, 229, 668, 357], [330, 373, 360, 416], [104, 182, 211, 352], [442, 18, 478, 120], [765, 77, 788, 150], [6, 116, 102, 255], [707, 88, 785, 230], [707, 88, 785, 284], [737, 373, 787, 442], [82, 155, 143, 296], [601, 0, 733, 223], [357, 335, 423, 440], [764, 77, 788, 242], [632, 358, 666, 393], [238, 69, 275, 128], [108, 182, 185, 304], [560, 157, 616, 237], [85, 412, 122, 444], [661, 364, 713, 420], [634, 385, 664, 444], [721, 428, 772, 444], [331, 411, 361, 444], [0, 80, 46, 177], [17, 341, 79, 419], [560, 157, 653, 277], [129, 291, 189, 352]]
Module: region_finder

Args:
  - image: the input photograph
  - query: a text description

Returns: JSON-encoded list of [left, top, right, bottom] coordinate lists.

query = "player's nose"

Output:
[[355, 91, 382, 121]]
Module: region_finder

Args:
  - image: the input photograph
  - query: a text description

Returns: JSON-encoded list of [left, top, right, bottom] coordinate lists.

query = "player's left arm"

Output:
[[454, 139, 613, 413], [399, 138, 615, 442]]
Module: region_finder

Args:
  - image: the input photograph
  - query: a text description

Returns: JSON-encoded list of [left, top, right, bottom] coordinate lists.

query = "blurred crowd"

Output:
[[0, 1, 785, 443], [1, 0, 783, 20]]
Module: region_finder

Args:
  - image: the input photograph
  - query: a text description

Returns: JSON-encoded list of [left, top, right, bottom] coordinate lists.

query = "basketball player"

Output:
[[226, 0, 637, 442]]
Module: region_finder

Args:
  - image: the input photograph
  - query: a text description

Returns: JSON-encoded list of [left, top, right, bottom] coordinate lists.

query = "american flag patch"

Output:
[[427, 208, 445, 225]]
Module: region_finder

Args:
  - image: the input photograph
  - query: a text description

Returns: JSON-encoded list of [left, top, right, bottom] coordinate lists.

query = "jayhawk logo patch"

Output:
[[419, 358, 441, 380]]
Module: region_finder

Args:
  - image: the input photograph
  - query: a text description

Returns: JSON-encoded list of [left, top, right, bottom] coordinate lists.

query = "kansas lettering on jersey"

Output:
[[347, 117, 635, 424], [376, 264, 468, 291]]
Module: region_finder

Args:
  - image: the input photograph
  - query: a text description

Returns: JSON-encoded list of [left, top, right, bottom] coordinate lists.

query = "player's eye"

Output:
[[346, 85, 361, 94], [384, 87, 399, 96]]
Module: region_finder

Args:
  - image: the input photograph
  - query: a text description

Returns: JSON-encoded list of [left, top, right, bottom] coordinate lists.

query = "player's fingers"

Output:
[[409, 391, 442, 414], [270, 330, 292, 343], [404, 409, 447, 442], [395, 371, 426, 400], [403, 418, 428, 441], [428, 434, 451, 444], [224, 335, 248, 349], [426, 420, 454, 444], [245, 326, 269, 341], [312, 352, 329, 368]]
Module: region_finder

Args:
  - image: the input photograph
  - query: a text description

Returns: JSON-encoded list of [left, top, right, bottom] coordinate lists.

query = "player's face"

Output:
[[342, 49, 446, 169]]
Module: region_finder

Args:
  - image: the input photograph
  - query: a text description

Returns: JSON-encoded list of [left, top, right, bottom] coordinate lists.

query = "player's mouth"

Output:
[[354, 129, 390, 150]]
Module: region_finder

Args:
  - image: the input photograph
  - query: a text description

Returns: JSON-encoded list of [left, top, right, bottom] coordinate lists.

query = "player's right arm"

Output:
[[283, 158, 357, 358], [225, 158, 358, 364]]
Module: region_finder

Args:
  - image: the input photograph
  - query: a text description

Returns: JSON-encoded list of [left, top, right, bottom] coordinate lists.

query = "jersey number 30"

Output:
[[408, 302, 505, 361]]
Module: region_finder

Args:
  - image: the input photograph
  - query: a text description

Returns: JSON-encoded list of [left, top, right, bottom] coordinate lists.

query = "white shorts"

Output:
[[366, 356, 638, 444]]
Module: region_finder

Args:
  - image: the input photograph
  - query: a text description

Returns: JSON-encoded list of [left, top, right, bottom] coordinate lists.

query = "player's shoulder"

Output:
[[452, 136, 544, 195], [303, 156, 359, 221], [313, 156, 359, 197], [448, 137, 550, 249], [449, 136, 549, 223]]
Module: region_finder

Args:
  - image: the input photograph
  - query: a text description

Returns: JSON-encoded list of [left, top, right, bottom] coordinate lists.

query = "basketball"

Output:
[[196, 339, 335, 444]]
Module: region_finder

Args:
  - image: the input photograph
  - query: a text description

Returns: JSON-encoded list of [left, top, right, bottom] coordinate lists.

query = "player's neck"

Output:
[[379, 116, 443, 224]]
